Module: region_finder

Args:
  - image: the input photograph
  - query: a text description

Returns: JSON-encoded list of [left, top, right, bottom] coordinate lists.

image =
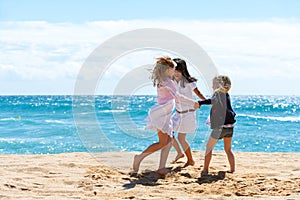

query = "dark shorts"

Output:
[[211, 127, 234, 139]]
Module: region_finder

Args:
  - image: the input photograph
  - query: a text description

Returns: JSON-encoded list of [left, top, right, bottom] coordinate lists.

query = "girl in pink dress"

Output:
[[133, 57, 199, 175]]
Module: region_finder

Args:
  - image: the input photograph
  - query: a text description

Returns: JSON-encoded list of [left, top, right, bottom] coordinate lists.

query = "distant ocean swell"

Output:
[[0, 95, 299, 154]]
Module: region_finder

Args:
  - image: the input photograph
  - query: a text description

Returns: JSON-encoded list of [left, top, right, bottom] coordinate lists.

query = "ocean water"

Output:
[[0, 95, 299, 154]]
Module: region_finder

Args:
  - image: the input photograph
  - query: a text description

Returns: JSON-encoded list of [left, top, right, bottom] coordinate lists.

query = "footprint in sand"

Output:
[[4, 184, 16, 189]]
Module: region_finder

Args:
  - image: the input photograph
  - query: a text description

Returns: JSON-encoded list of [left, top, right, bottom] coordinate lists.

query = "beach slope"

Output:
[[0, 151, 299, 199]]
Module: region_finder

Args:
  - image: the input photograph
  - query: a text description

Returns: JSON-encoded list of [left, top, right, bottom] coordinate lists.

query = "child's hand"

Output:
[[194, 102, 200, 109]]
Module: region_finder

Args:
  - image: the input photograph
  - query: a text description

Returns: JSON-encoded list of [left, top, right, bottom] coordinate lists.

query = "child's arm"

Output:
[[193, 88, 206, 100], [198, 92, 221, 106], [198, 92, 218, 105], [198, 98, 211, 105], [190, 82, 206, 100], [174, 91, 197, 107], [166, 80, 197, 107]]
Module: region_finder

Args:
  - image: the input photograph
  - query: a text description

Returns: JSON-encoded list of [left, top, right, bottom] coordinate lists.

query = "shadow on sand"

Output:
[[123, 167, 172, 189], [123, 166, 227, 189], [196, 171, 227, 184]]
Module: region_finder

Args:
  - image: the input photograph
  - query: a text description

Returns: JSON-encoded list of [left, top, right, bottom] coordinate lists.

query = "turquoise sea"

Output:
[[0, 95, 299, 154]]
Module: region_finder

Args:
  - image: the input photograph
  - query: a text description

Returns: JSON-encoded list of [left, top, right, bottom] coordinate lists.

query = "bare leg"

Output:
[[223, 137, 235, 173], [133, 130, 170, 173], [178, 133, 195, 167], [157, 136, 172, 175], [202, 136, 218, 175], [172, 136, 184, 163]]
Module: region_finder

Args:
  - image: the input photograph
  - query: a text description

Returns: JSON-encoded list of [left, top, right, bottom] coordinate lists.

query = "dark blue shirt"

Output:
[[199, 92, 236, 129]]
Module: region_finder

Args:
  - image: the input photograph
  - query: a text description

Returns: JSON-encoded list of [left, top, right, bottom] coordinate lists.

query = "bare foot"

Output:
[[183, 160, 195, 168], [156, 168, 168, 176], [200, 169, 208, 177], [172, 153, 184, 163], [133, 155, 141, 173]]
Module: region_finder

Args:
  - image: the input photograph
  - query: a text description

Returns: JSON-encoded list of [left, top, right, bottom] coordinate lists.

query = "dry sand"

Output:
[[0, 151, 299, 199]]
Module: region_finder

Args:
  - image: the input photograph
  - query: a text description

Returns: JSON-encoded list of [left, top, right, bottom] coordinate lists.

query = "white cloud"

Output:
[[1, 19, 300, 95]]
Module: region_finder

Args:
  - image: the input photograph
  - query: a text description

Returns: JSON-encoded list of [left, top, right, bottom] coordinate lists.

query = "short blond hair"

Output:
[[213, 75, 231, 93], [151, 57, 174, 87]]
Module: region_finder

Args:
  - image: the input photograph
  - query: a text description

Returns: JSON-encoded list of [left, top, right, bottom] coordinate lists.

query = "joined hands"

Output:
[[194, 102, 200, 109]]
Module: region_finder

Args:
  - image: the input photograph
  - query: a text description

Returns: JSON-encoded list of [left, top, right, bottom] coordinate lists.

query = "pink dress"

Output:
[[145, 78, 196, 136]]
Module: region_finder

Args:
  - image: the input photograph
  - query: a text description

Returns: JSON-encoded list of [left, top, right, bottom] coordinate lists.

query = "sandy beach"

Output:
[[0, 151, 299, 199]]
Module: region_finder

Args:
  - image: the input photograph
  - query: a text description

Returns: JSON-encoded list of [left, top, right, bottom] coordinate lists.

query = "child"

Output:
[[198, 75, 236, 176], [132, 57, 199, 176], [171, 58, 206, 167]]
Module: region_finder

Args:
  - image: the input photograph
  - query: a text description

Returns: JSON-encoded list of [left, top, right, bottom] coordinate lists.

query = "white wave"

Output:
[[78, 112, 95, 115], [0, 117, 17, 121], [45, 119, 66, 124], [99, 110, 126, 113], [238, 114, 300, 122]]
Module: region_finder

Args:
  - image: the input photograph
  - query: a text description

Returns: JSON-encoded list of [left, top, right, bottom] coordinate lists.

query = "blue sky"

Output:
[[1, 0, 300, 22], [1, 0, 300, 95]]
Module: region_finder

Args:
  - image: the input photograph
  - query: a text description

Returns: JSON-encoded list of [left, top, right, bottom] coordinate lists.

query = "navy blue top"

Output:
[[198, 92, 236, 129]]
